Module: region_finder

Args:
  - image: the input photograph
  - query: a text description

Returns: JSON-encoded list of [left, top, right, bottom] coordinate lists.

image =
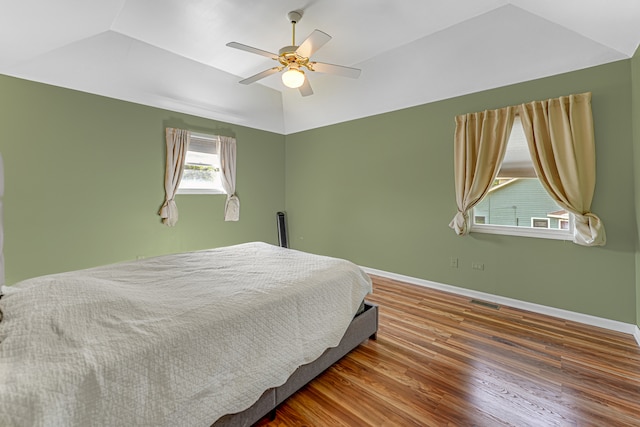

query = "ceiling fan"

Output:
[[226, 10, 361, 96]]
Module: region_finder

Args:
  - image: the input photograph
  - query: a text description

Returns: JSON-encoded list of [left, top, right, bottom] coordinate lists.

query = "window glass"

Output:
[[471, 116, 572, 240], [473, 178, 566, 229], [178, 134, 226, 195]]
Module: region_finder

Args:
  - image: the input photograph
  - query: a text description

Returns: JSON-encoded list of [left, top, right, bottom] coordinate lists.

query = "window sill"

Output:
[[470, 224, 573, 241], [177, 189, 226, 195]]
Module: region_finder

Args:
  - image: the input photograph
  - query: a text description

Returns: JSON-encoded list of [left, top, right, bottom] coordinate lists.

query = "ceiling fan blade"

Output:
[[296, 30, 331, 58], [309, 61, 361, 79], [226, 42, 278, 60], [298, 77, 313, 97], [239, 67, 281, 85]]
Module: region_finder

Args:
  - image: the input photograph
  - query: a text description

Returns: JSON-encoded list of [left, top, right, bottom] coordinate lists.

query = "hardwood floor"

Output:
[[256, 275, 640, 426]]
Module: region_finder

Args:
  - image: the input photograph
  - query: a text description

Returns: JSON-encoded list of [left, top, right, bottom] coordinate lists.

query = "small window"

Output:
[[178, 133, 226, 195], [471, 116, 572, 240], [531, 218, 549, 228]]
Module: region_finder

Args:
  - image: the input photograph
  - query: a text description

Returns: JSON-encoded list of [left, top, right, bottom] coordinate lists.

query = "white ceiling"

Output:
[[1, 0, 639, 134]]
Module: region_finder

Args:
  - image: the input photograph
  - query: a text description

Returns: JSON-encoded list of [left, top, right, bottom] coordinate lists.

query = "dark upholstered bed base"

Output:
[[213, 301, 379, 427]]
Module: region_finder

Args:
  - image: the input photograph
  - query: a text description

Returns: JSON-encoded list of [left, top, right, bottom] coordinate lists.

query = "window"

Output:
[[177, 133, 226, 195], [531, 218, 549, 228], [471, 116, 573, 240]]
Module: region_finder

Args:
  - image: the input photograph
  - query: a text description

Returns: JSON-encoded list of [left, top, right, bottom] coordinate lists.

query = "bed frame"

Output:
[[214, 301, 378, 427]]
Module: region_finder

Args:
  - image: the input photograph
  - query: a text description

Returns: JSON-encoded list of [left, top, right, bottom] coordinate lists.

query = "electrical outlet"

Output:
[[472, 262, 484, 271], [450, 257, 458, 268]]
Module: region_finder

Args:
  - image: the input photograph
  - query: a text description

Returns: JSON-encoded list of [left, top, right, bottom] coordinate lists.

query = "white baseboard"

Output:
[[362, 266, 639, 341]]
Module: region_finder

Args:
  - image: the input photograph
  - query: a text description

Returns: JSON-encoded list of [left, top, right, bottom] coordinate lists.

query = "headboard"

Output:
[[0, 153, 4, 286]]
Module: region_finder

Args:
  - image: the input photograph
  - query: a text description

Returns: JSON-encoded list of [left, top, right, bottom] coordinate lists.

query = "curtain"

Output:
[[217, 136, 240, 221], [449, 106, 516, 235], [158, 128, 190, 226], [518, 92, 605, 246], [0, 153, 4, 286]]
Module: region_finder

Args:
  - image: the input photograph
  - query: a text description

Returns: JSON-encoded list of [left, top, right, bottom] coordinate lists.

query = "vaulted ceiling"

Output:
[[1, 1, 639, 134]]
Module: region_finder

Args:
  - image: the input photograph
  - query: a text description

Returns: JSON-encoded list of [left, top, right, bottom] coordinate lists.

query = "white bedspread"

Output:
[[0, 242, 372, 426]]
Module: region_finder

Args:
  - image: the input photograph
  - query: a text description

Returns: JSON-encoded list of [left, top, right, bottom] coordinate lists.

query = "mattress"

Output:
[[0, 242, 372, 426]]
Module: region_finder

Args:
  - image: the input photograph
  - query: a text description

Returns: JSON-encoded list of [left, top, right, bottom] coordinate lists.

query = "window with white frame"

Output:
[[531, 218, 550, 228], [177, 133, 226, 195], [471, 115, 573, 240]]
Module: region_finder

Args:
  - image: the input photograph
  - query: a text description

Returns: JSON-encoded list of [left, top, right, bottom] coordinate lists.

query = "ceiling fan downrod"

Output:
[[287, 10, 303, 46]]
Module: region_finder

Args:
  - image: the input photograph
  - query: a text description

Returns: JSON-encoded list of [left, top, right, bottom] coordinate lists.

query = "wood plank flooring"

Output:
[[256, 275, 640, 426]]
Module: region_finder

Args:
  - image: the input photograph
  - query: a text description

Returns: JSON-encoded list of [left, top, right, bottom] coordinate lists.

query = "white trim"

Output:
[[471, 222, 573, 241], [176, 188, 226, 195], [361, 266, 638, 339]]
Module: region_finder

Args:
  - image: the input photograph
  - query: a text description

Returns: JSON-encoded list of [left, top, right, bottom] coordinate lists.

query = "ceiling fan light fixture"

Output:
[[282, 68, 305, 88], [227, 9, 361, 96]]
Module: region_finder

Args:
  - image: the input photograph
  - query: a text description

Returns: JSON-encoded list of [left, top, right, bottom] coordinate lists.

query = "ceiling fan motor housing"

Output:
[[279, 46, 299, 56], [287, 10, 303, 23]]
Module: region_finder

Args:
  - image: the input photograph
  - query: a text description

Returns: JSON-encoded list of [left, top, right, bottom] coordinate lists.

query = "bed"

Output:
[[0, 237, 377, 425]]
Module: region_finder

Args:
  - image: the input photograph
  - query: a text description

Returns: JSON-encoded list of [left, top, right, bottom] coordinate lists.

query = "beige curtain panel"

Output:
[[0, 153, 4, 286], [159, 128, 190, 226], [449, 106, 516, 235], [518, 92, 606, 246], [217, 136, 240, 221]]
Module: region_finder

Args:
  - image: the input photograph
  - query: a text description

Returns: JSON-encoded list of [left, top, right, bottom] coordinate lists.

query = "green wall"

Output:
[[1, 58, 638, 326], [285, 60, 637, 324], [633, 47, 640, 329], [0, 75, 285, 284]]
